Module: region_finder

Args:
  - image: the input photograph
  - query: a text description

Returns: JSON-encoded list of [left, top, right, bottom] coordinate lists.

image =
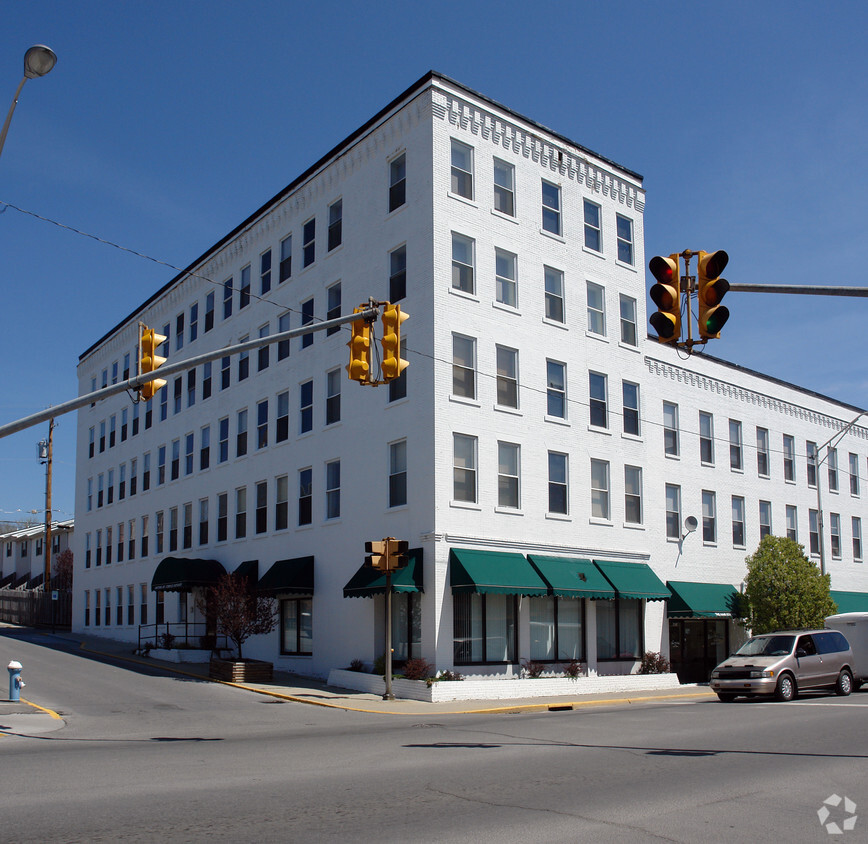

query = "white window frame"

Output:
[[450, 138, 474, 200], [586, 281, 606, 336]]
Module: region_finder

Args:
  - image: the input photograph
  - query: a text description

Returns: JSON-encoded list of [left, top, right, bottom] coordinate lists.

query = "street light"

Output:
[[0, 44, 57, 162]]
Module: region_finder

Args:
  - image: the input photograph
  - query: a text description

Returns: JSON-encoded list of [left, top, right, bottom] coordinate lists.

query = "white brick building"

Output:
[[73, 72, 868, 682]]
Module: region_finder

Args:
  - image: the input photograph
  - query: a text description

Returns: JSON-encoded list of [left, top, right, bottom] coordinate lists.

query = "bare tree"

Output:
[[54, 548, 74, 591]]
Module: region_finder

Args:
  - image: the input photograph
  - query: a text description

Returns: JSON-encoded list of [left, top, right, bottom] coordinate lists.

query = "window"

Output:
[[119, 463, 126, 500], [239, 265, 251, 309], [202, 362, 212, 400], [619, 294, 637, 346], [495, 248, 517, 307], [84, 591, 90, 626], [258, 324, 270, 371], [586, 281, 605, 336], [98, 473, 104, 507], [238, 339, 249, 382], [218, 417, 229, 463], [301, 299, 314, 349], [850, 453, 860, 496], [116, 524, 124, 563], [183, 502, 192, 549], [389, 153, 406, 212], [663, 402, 679, 456], [173, 377, 182, 414], [109, 415, 117, 447], [452, 334, 476, 399], [275, 475, 288, 531], [204, 291, 215, 332], [325, 460, 341, 520], [389, 440, 407, 508], [809, 509, 820, 555], [699, 412, 714, 464], [94, 589, 101, 626], [326, 283, 341, 336], [497, 442, 520, 509], [589, 372, 608, 428], [168, 508, 177, 552], [120, 409, 128, 442], [529, 597, 584, 662], [830, 513, 841, 558], [548, 452, 568, 515], [235, 487, 247, 539], [302, 218, 315, 267], [590, 458, 610, 520], [783, 435, 795, 481], [142, 452, 151, 491], [757, 427, 770, 477], [175, 313, 184, 351], [452, 233, 474, 294], [702, 491, 717, 543], [828, 447, 839, 492], [236, 409, 248, 458], [278, 312, 291, 361], [730, 420, 743, 470], [624, 465, 643, 525], [198, 426, 210, 472], [583, 200, 602, 251], [544, 266, 564, 323], [279, 234, 292, 282], [541, 180, 561, 235], [665, 484, 681, 540], [221, 356, 230, 390], [786, 505, 798, 541], [105, 589, 111, 626], [223, 277, 233, 320], [327, 199, 342, 251], [450, 139, 473, 199], [596, 599, 642, 661], [546, 360, 567, 419], [325, 369, 341, 425], [199, 498, 209, 545], [300, 380, 313, 434], [493, 158, 515, 215], [759, 500, 772, 539], [453, 593, 517, 664], [853, 517, 863, 561], [185, 433, 194, 475], [257, 399, 268, 449], [389, 245, 406, 302], [260, 249, 272, 295], [298, 468, 312, 526], [806, 441, 818, 487], [616, 214, 634, 265], [276, 391, 289, 443], [388, 337, 408, 403], [453, 434, 477, 503], [96, 529, 102, 565], [281, 598, 313, 655], [391, 592, 421, 662], [216, 493, 227, 542], [255, 481, 268, 535], [495, 346, 518, 409], [155, 590, 164, 626], [170, 440, 180, 481]]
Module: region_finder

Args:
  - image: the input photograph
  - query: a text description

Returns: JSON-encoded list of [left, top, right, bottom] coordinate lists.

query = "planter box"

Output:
[[327, 669, 685, 702], [149, 648, 212, 664], [210, 658, 273, 683]]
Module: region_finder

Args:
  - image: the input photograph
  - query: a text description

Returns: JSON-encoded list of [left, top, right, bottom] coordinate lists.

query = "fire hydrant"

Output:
[[7, 660, 24, 702]]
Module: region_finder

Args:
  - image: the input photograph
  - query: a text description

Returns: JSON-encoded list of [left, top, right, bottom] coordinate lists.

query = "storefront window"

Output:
[[453, 593, 517, 664], [596, 599, 642, 660], [529, 597, 584, 661], [391, 592, 421, 662], [281, 598, 313, 655]]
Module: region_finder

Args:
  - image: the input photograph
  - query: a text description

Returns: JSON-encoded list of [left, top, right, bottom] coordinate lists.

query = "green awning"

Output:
[[450, 548, 548, 596], [830, 590, 868, 613], [234, 559, 259, 585], [593, 560, 669, 601], [527, 555, 616, 599], [343, 548, 423, 598], [151, 557, 226, 592], [257, 556, 314, 595], [667, 581, 741, 618]]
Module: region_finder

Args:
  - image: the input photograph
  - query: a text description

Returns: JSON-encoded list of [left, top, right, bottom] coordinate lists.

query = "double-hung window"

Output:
[[325, 460, 341, 520], [548, 452, 568, 515], [541, 180, 561, 235], [732, 496, 746, 546], [586, 281, 605, 335], [450, 139, 473, 199], [806, 441, 818, 487], [783, 435, 795, 481], [497, 442, 520, 509], [325, 369, 341, 425], [260, 249, 272, 295], [623, 381, 640, 436], [495, 249, 517, 308], [493, 158, 515, 215], [853, 517, 863, 561], [495, 346, 518, 409], [590, 458, 610, 520], [239, 265, 251, 309], [663, 402, 679, 456], [389, 441, 407, 508], [279, 234, 292, 282], [786, 505, 798, 541], [299, 380, 313, 434], [390, 245, 407, 302], [619, 294, 637, 345], [453, 434, 477, 503], [616, 214, 634, 264], [759, 501, 772, 539], [665, 484, 682, 540], [302, 218, 315, 268], [298, 469, 312, 526], [850, 452, 860, 496], [830, 513, 841, 558], [702, 491, 717, 543], [583, 200, 602, 251], [828, 447, 839, 492], [809, 509, 820, 555], [756, 427, 770, 477], [546, 361, 566, 419], [544, 266, 564, 323], [589, 372, 608, 429], [730, 420, 743, 470], [699, 412, 714, 464], [624, 465, 642, 525], [327, 199, 342, 251], [452, 335, 476, 400], [301, 299, 314, 349], [389, 153, 406, 211], [452, 233, 474, 294]]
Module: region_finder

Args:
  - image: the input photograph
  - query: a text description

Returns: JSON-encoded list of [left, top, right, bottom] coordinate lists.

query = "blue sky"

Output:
[[2, 0, 867, 526]]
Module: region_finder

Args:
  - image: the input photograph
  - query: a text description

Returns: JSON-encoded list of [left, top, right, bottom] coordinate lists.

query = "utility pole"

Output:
[[40, 418, 54, 590]]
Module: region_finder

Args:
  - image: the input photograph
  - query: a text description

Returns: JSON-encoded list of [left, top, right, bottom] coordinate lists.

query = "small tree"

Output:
[[196, 573, 277, 660], [741, 535, 837, 634], [53, 549, 74, 591]]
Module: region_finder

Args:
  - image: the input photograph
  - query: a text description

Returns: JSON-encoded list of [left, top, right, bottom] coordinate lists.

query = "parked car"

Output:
[[709, 629, 854, 702], [825, 612, 868, 690]]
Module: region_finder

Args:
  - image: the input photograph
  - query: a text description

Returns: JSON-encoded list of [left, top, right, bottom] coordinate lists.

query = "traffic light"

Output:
[[386, 538, 409, 569], [346, 307, 372, 383], [696, 250, 730, 340], [365, 540, 387, 570], [380, 303, 409, 382], [138, 326, 167, 400], [649, 254, 681, 343]]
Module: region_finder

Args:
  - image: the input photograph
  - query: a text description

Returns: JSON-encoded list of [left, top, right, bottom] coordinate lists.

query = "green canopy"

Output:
[[343, 548, 422, 598], [830, 590, 868, 613], [151, 557, 226, 592], [449, 548, 548, 596], [234, 559, 259, 585], [257, 556, 314, 595], [667, 580, 740, 618], [527, 555, 615, 599], [593, 560, 669, 601]]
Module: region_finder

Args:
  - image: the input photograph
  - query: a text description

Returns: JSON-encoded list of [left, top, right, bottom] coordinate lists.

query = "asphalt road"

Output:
[[1, 629, 866, 842]]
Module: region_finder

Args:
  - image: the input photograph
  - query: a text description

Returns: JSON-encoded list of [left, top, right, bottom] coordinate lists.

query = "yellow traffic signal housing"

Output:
[[696, 250, 730, 340], [380, 303, 409, 382], [649, 254, 681, 343], [346, 307, 372, 383], [138, 326, 168, 400], [385, 538, 410, 570], [365, 540, 387, 570]]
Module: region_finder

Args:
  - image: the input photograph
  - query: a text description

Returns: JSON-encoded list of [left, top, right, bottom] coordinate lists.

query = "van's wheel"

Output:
[[835, 670, 853, 696], [774, 673, 796, 702], [716, 693, 737, 702]]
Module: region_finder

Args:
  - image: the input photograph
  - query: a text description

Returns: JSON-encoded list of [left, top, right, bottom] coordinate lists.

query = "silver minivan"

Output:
[[709, 629, 854, 702]]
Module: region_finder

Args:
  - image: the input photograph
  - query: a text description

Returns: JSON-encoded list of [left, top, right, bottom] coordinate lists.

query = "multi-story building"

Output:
[[73, 72, 868, 683], [1, 520, 74, 589]]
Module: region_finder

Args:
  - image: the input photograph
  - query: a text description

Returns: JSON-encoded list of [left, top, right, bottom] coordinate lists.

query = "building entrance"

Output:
[[668, 618, 730, 684]]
